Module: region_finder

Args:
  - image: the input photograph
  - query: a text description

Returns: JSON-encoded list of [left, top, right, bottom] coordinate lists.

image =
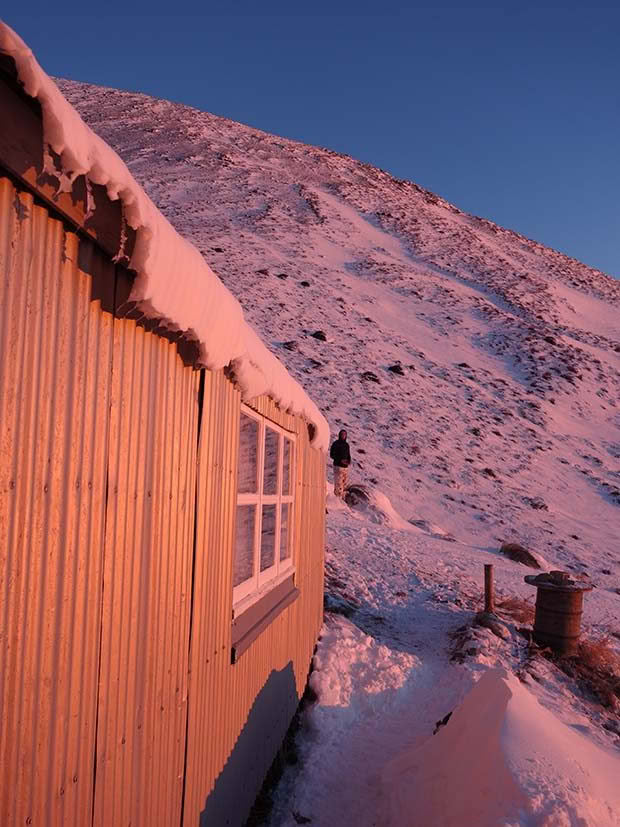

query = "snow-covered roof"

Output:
[[0, 22, 328, 451]]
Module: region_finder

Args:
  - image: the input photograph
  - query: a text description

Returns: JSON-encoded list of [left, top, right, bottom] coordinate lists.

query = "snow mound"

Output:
[[310, 615, 418, 717], [383, 668, 620, 827], [345, 485, 420, 531], [0, 22, 328, 450], [407, 517, 456, 542], [345, 485, 456, 540]]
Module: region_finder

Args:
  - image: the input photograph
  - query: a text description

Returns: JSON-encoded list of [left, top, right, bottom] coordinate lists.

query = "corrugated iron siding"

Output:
[[182, 391, 326, 825], [0, 173, 326, 827], [0, 178, 113, 826], [183, 370, 239, 823], [92, 316, 200, 827]]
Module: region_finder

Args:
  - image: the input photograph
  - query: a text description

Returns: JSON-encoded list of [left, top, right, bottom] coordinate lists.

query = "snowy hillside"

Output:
[[58, 80, 620, 825], [60, 79, 620, 567]]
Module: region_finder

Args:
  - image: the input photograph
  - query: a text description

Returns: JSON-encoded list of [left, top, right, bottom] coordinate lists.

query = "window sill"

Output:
[[231, 574, 299, 664]]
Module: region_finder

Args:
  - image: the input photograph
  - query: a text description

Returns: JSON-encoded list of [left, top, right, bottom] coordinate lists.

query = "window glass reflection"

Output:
[[282, 438, 292, 495], [233, 505, 256, 586], [280, 503, 291, 561], [260, 505, 277, 571], [263, 428, 279, 494], [238, 414, 259, 494]]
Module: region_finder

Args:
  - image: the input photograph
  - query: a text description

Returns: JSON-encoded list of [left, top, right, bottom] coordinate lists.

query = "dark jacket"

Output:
[[330, 438, 351, 468]]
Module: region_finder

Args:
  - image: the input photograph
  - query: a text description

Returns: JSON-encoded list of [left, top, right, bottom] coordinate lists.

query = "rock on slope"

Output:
[[59, 79, 620, 581]]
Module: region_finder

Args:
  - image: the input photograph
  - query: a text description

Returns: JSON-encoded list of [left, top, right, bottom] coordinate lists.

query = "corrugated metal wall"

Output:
[[0, 173, 326, 827], [0, 178, 113, 826], [92, 315, 200, 827]]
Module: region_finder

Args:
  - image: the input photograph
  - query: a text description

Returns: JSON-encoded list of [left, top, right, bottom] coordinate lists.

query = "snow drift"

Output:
[[344, 484, 456, 541], [383, 668, 620, 826]]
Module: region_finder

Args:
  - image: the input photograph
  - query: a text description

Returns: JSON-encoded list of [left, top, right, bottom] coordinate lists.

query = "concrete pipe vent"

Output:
[[524, 571, 593, 656]]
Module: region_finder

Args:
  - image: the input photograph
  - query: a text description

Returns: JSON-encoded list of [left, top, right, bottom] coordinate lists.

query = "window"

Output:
[[233, 406, 295, 609]]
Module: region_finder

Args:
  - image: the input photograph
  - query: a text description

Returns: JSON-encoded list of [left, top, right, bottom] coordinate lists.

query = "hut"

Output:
[[0, 23, 327, 827]]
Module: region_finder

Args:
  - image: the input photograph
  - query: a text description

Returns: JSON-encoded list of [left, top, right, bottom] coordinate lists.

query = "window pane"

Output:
[[238, 414, 259, 493], [260, 505, 277, 572], [233, 505, 256, 587], [263, 428, 279, 495], [282, 438, 292, 495], [280, 503, 291, 561]]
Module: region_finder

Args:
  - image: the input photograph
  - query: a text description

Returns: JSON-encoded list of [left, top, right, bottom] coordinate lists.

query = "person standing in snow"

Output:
[[330, 429, 351, 499]]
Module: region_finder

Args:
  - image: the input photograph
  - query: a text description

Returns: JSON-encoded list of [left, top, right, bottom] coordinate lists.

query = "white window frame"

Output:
[[233, 405, 296, 612]]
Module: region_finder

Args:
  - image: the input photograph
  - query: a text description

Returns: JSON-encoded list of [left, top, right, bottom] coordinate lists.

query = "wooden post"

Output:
[[484, 564, 494, 614]]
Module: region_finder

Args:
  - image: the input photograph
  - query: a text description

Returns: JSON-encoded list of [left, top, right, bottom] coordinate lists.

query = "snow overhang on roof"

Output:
[[0, 21, 329, 451]]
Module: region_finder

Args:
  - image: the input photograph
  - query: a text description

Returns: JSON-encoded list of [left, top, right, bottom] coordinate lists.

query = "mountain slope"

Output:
[[59, 79, 620, 576]]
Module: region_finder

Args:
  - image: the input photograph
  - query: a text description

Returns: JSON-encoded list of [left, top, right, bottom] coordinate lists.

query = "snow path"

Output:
[[269, 521, 476, 825]]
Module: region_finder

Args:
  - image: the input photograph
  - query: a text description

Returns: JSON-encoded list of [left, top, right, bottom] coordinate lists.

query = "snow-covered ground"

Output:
[[267, 494, 620, 825], [57, 79, 620, 825]]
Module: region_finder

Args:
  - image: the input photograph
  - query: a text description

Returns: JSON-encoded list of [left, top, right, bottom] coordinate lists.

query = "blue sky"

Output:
[[4, 2, 618, 276]]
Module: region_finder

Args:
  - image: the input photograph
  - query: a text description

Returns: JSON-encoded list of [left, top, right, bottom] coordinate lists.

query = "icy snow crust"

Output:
[[0, 23, 328, 450]]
